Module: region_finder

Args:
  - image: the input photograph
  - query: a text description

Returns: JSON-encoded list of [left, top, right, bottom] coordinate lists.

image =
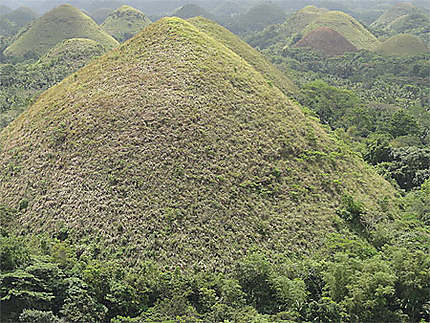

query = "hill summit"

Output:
[[302, 10, 380, 50], [101, 5, 151, 42], [294, 26, 357, 56], [0, 17, 396, 269], [4, 4, 118, 57]]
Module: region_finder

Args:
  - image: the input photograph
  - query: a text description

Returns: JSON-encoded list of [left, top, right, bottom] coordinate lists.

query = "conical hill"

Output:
[[375, 34, 429, 56], [4, 4, 119, 57], [101, 5, 151, 42], [294, 26, 357, 56], [302, 11, 380, 50], [0, 18, 397, 269]]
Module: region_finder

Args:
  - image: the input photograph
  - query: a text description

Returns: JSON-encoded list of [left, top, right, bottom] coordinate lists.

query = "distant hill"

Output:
[[0, 4, 12, 16], [4, 4, 118, 57], [89, 7, 114, 24], [375, 33, 429, 56], [294, 26, 358, 56], [371, 2, 430, 44], [101, 5, 151, 42], [0, 17, 397, 269], [247, 6, 379, 51], [0, 6, 37, 37], [171, 3, 216, 20], [228, 1, 287, 33], [38, 38, 106, 77], [302, 10, 380, 50], [371, 2, 417, 30]]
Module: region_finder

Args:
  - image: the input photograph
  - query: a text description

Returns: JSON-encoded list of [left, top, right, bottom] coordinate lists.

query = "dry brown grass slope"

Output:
[[0, 18, 397, 270]]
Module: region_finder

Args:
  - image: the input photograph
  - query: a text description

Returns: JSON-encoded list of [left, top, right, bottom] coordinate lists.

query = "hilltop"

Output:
[[294, 26, 357, 56], [301, 10, 380, 50], [4, 4, 118, 57], [376, 33, 429, 56], [0, 17, 397, 270], [101, 5, 151, 42], [171, 3, 216, 20], [188, 17, 297, 96]]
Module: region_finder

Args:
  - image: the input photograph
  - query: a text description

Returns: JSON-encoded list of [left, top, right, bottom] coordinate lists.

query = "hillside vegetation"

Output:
[[376, 33, 429, 56], [101, 5, 151, 42], [0, 18, 397, 273], [0, 7, 37, 37], [4, 4, 118, 57], [0, 38, 106, 128]]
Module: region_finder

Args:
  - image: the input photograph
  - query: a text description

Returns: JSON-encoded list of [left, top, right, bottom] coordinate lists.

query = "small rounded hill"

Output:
[[4, 4, 118, 57], [101, 5, 151, 42], [294, 26, 357, 56], [376, 34, 429, 56], [302, 10, 380, 50]]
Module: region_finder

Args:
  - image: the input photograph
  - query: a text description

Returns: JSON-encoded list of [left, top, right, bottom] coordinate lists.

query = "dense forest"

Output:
[[0, 1, 429, 322]]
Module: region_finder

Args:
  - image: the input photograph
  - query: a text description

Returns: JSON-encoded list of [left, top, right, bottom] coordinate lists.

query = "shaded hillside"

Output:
[[171, 3, 216, 20], [228, 1, 287, 34], [376, 33, 429, 56], [89, 7, 114, 24], [38, 38, 106, 79], [0, 17, 397, 270], [0, 38, 107, 129], [246, 6, 327, 51], [101, 5, 151, 42], [4, 4, 118, 57], [302, 11, 380, 50], [0, 7, 37, 37], [294, 26, 357, 56], [371, 2, 430, 44], [371, 2, 416, 29]]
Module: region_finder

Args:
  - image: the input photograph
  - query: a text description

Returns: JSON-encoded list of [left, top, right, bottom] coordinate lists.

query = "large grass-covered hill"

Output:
[[101, 5, 151, 42], [0, 17, 398, 270], [376, 33, 429, 56], [4, 4, 118, 57]]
